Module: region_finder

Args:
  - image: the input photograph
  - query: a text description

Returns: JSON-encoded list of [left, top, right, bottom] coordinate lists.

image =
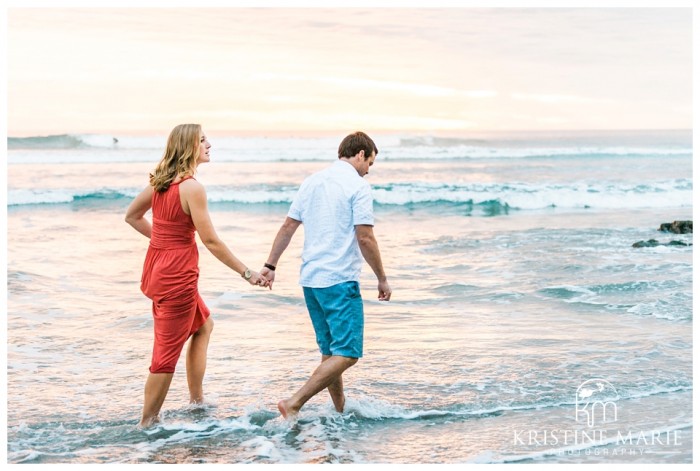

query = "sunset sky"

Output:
[[6, 4, 693, 136]]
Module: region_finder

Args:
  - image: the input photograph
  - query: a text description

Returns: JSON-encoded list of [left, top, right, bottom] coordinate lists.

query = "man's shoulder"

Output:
[[300, 162, 340, 186], [348, 174, 371, 194], [297, 169, 325, 191], [300, 161, 369, 192], [331, 161, 369, 186]]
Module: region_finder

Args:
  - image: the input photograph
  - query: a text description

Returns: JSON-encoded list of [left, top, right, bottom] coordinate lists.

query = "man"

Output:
[[260, 131, 392, 419]]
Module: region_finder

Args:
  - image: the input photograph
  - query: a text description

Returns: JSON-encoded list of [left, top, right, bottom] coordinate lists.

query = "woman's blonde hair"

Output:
[[150, 124, 202, 192]]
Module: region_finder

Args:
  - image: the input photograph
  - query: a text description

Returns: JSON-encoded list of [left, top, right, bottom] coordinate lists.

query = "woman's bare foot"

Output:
[[138, 415, 160, 428]]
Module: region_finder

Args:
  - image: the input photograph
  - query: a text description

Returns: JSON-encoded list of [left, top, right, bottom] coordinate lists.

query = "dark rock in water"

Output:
[[633, 239, 659, 248], [632, 221, 692, 247], [658, 220, 692, 234], [667, 240, 691, 246], [632, 239, 691, 248]]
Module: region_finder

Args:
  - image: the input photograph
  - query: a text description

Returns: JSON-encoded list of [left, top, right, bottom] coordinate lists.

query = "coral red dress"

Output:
[[140, 176, 210, 374]]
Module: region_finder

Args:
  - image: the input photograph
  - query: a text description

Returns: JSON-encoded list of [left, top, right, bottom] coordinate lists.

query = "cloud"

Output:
[[7, 8, 692, 133], [254, 73, 497, 99], [510, 93, 613, 105]]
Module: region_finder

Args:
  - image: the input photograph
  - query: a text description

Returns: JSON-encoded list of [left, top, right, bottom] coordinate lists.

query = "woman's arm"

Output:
[[125, 185, 154, 238], [180, 179, 267, 286]]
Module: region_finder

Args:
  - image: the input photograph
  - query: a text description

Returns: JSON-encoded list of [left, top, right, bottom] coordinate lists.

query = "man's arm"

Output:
[[355, 224, 392, 301], [261, 217, 302, 288]]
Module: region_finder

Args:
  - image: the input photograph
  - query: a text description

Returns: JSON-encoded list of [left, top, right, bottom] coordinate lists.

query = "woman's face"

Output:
[[196, 130, 211, 165]]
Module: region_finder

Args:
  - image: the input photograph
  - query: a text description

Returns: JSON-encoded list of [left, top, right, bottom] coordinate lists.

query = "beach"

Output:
[[6, 130, 693, 463]]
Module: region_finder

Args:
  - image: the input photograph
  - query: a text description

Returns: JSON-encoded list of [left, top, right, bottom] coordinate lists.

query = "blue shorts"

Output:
[[303, 281, 364, 359]]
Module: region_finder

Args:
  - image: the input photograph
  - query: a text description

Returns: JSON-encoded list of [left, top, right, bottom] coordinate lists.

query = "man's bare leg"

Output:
[[322, 355, 346, 412], [186, 318, 214, 404], [140, 372, 174, 427], [278, 355, 357, 419]]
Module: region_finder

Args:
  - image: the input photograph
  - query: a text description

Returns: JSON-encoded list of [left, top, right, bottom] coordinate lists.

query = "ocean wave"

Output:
[[7, 188, 138, 206], [7, 134, 345, 151], [372, 180, 692, 210], [343, 384, 692, 422], [625, 293, 693, 321], [537, 283, 691, 321], [7, 133, 692, 162], [7, 179, 692, 210], [383, 145, 692, 160], [8, 134, 84, 149], [8, 384, 691, 464], [8, 134, 121, 150]]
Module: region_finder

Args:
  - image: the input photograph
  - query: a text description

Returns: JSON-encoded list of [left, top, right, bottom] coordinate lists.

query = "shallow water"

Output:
[[6, 131, 693, 463]]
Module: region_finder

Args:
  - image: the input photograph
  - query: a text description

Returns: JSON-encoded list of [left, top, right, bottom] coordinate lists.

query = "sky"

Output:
[[6, 5, 693, 136]]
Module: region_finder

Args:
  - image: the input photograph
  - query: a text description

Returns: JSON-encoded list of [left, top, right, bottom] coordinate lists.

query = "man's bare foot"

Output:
[[332, 395, 346, 413], [277, 400, 298, 420]]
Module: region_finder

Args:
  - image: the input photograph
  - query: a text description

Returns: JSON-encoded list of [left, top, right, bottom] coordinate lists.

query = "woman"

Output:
[[125, 124, 267, 427]]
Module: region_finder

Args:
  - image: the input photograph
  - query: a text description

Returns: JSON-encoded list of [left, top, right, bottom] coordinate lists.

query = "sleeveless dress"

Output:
[[140, 176, 210, 374]]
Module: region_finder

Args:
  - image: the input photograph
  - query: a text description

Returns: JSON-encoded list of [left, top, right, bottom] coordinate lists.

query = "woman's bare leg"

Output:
[[141, 372, 174, 427], [186, 317, 214, 403]]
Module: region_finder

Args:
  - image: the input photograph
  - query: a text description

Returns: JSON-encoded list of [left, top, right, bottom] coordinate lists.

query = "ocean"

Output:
[[5, 129, 693, 463]]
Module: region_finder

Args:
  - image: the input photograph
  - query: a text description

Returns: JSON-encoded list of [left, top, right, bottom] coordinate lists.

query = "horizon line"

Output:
[[7, 128, 694, 139]]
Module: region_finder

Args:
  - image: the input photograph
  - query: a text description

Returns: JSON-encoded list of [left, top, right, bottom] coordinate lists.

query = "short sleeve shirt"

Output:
[[288, 160, 374, 288]]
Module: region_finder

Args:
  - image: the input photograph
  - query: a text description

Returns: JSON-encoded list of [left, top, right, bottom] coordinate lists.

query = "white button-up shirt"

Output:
[[288, 160, 374, 288]]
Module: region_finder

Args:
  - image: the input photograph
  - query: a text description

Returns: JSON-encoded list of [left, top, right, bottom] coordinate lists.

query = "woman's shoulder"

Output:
[[178, 177, 205, 196]]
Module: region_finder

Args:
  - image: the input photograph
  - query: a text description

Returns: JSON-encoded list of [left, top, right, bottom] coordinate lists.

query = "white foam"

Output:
[[8, 189, 76, 205], [370, 180, 693, 210], [7, 188, 138, 206], [343, 395, 452, 421], [241, 436, 283, 460]]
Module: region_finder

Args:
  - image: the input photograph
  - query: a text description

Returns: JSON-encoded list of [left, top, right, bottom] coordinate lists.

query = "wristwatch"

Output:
[[242, 268, 252, 280]]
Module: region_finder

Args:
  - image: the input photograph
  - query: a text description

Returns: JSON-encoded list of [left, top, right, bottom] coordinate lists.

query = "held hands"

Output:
[[246, 270, 270, 289], [260, 266, 276, 290], [248, 265, 390, 299]]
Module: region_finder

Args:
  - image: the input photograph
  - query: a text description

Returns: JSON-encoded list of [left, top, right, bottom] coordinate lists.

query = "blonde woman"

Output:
[[126, 124, 268, 427]]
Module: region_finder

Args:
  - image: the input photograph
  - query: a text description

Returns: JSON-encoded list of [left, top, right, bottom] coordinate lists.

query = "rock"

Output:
[[632, 239, 659, 248], [658, 220, 692, 234], [632, 239, 691, 248]]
